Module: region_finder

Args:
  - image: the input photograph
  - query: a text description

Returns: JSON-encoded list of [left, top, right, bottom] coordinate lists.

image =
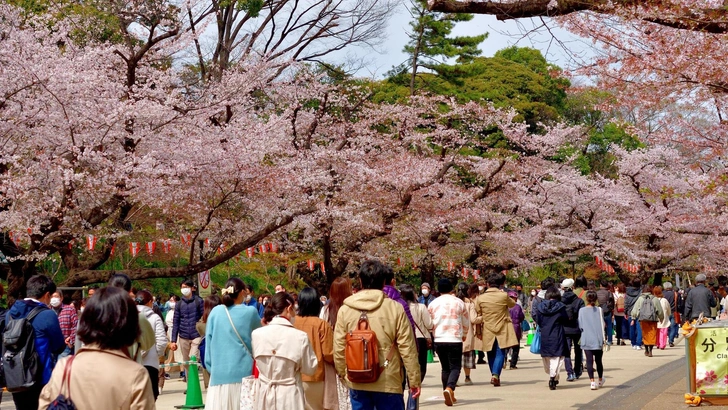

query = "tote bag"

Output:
[[529, 326, 541, 354]]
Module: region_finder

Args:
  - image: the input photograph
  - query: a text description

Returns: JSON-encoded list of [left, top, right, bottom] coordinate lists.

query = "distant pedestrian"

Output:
[[50, 289, 78, 358], [625, 279, 643, 350], [613, 283, 627, 346], [474, 272, 518, 387], [560, 279, 584, 381], [429, 278, 468, 405], [596, 280, 615, 346], [243, 284, 264, 318], [631, 285, 664, 357], [196, 294, 221, 389], [170, 279, 204, 382], [507, 290, 524, 369], [662, 282, 679, 347], [135, 289, 168, 400], [653, 286, 671, 350], [578, 291, 606, 390], [400, 284, 432, 382], [532, 287, 568, 390], [320, 277, 352, 329], [419, 283, 436, 307], [684, 274, 717, 321]]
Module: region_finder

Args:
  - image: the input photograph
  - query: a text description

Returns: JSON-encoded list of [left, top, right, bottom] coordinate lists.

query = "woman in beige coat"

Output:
[[474, 272, 518, 386], [462, 283, 483, 385], [39, 287, 155, 410], [253, 292, 318, 410]]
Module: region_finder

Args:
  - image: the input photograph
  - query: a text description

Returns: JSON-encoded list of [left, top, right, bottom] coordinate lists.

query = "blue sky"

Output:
[[345, 6, 594, 79]]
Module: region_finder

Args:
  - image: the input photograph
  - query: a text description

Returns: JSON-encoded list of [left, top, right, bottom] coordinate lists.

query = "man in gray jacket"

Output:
[[684, 274, 717, 321]]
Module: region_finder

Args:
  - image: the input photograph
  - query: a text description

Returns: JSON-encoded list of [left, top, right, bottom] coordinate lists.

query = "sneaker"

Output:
[[443, 387, 454, 407], [464, 377, 473, 385], [164, 374, 171, 380], [598, 378, 605, 388], [632, 345, 637, 350], [549, 378, 556, 390], [590, 381, 597, 390], [669, 342, 675, 347], [567, 373, 576, 382], [509, 365, 518, 370], [477, 360, 487, 364], [491, 376, 501, 387]]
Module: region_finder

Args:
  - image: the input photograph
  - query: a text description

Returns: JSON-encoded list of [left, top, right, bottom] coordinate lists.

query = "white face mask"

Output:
[[181, 288, 192, 297], [50, 297, 61, 308], [80, 307, 84, 313], [169, 302, 176, 309], [478, 286, 485, 292], [531, 291, 537, 296], [245, 295, 252, 302], [421, 289, 429, 296]]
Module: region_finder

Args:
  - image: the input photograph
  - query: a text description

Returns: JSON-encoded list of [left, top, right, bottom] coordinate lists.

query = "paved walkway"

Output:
[[1, 337, 704, 409]]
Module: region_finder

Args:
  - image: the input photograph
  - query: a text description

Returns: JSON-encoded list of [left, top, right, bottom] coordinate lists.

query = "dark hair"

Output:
[[108, 273, 132, 292], [51, 288, 64, 299], [298, 287, 321, 317], [263, 292, 295, 324], [642, 284, 653, 293], [600, 279, 610, 288], [545, 286, 561, 301], [456, 282, 469, 301], [541, 277, 555, 290], [182, 279, 195, 288], [575, 275, 587, 289], [244, 283, 255, 293], [222, 277, 245, 307], [399, 284, 417, 304], [202, 295, 221, 323], [631, 278, 641, 288], [586, 290, 598, 306], [487, 272, 506, 288], [617, 283, 626, 293], [327, 277, 352, 329], [78, 287, 139, 350], [438, 278, 453, 294], [26, 275, 56, 299], [359, 260, 387, 290], [468, 283, 479, 300], [382, 266, 395, 285], [135, 289, 153, 306]]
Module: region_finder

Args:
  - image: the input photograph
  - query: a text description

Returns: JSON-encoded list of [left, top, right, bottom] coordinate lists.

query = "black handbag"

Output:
[[47, 355, 77, 410]]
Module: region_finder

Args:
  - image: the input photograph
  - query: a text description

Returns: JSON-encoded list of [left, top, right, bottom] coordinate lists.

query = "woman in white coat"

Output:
[[135, 289, 168, 400], [252, 292, 318, 410]]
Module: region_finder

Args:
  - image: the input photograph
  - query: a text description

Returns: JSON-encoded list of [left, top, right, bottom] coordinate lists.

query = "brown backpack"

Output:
[[345, 312, 396, 384]]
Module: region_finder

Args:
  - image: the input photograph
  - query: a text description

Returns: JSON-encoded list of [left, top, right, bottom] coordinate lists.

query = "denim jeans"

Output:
[[350, 390, 405, 410], [603, 312, 613, 344], [630, 318, 643, 347], [668, 314, 679, 343], [563, 334, 583, 376], [486, 338, 506, 377], [436, 342, 463, 390]]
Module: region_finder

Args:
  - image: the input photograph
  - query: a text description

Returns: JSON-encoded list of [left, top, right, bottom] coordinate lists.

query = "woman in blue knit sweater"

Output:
[[204, 278, 261, 409], [578, 290, 606, 390]]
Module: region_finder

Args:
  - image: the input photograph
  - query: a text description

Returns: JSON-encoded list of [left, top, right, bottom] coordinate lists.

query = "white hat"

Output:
[[561, 278, 575, 290]]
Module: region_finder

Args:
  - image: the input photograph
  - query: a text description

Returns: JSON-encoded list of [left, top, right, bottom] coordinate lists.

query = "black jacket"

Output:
[[596, 288, 615, 314], [624, 287, 641, 319], [562, 290, 585, 335], [533, 299, 569, 357]]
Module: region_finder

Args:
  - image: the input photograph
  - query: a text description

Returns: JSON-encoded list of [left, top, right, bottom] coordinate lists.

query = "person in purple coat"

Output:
[[508, 291, 525, 369]]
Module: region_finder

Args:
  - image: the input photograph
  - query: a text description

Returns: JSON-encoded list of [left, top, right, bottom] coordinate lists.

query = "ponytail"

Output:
[[263, 292, 294, 324], [221, 277, 245, 307]]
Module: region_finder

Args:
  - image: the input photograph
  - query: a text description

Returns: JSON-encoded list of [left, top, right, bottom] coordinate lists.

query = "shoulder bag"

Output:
[[47, 355, 77, 410]]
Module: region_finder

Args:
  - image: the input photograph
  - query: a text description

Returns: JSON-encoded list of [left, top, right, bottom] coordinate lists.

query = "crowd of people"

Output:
[[2, 261, 722, 410]]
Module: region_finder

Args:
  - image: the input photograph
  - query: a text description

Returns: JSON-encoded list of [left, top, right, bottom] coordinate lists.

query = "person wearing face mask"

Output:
[[418, 283, 436, 307], [253, 292, 318, 410], [243, 284, 265, 319], [170, 279, 204, 383], [50, 289, 78, 359]]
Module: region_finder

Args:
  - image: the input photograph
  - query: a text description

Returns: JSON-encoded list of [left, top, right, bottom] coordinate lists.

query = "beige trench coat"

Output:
[[463, 300, 482, 352], [39, 345, 155, 410], [475, 288, 518, 351], [252, 317, 318, 410]]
